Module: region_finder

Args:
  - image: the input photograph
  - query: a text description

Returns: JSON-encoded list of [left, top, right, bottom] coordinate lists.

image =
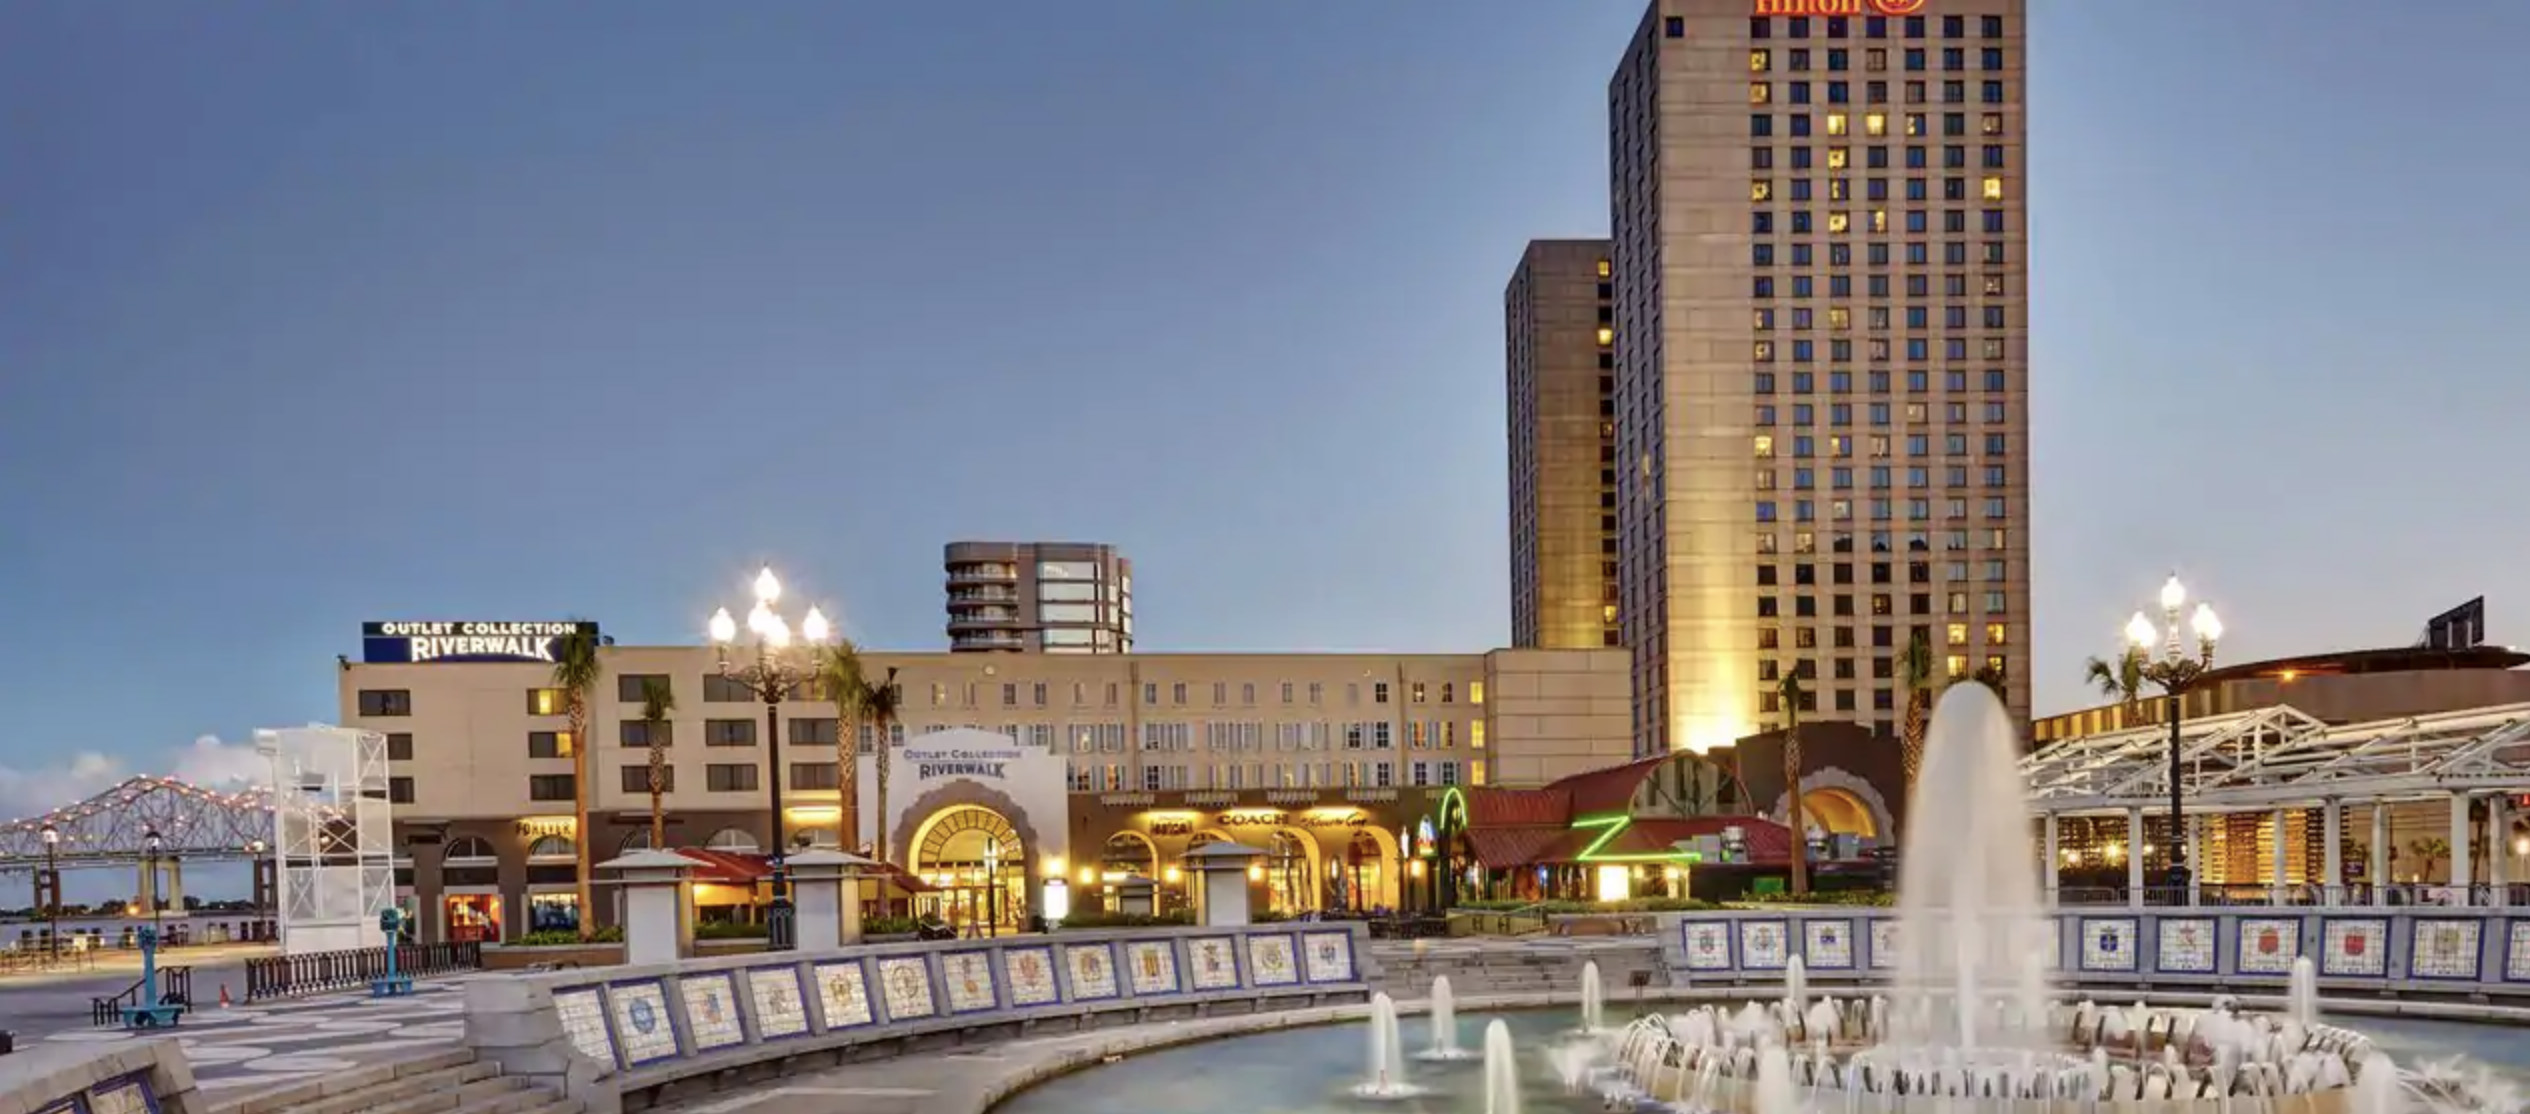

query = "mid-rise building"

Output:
[[1606, 0, 2031, 754], [943, 541, 1132, 653], [342, 623, 1631, 943], [1506, 238, 1622, 651]]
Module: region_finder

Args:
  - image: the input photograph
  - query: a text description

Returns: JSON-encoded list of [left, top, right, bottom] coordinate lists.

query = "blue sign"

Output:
[[361, 621, 598, 664]]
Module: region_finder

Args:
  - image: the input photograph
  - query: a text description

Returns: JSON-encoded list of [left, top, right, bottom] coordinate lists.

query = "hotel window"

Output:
[[525, 688, 565, 716], [357, 689, 412, 717], [1373, 682, 1390, 704], [1751, 49, 1771, 73], [930, 682, 949, 706], [1751, 82, 1771, 105], [615, 675, 669, 703], [1172, 682, 1188, 704], [1981, 177, 2004, 201], [389, 777, 415, 804], [702, 675, 754, 703], [620, 720, 671, 749], [789, 718, 837, 746], [1212, 681, 1228, 705], [1468, 681, 1484, 706], [528, 731, 576, 759], [528, 775, 576, 802], [386, 733, 414, 761], [704, 719, 756, 747], [790, 763, 838, 791], [705, 764, 759, 793], [1864, 113, 1887, 137], [1470, 760, 1488, 786]]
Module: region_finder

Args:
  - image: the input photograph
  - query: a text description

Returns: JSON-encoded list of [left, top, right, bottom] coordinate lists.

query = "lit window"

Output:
[[1470, 682, 1484, 705], [1751, 82, 1771, 105], [1985, 622, 2008, 645], [1982, 176, 2004, 200], [1827, 147, 1848, 169], [1981, 113, 2003, 136], [1752, 180, 1773, 201], [1826, 212, 1849, 233], [1825, 113, 1848, 136], [1868, 209, 1887, 233], [1945, 654, 1968, 677], [1470, 759, 1487, 786], [1827, 307, 1849, 329], [528, 688, 565, 716], [1865, 112, 1888, 136], [1754, 435, 1776, 459], [1596, 326, 1615, 347], [1597, 258, 1611, 277], [1754, 340, 1774, 361], [1602, 604, 1618, 624], [1946, 623, 1969, 646], [1751, 49, 1771, 72]]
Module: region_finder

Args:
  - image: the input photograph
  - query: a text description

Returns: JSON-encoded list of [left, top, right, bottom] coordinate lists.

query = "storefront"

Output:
[[1071, 796, 1424, 916], [865, 727, 1073, 931]]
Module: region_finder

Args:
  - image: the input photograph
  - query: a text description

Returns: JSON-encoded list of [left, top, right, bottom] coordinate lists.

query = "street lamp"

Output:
[[707, 565, 833, 951], [142, 828, 165, 936], [2123, 573, 2223, 899], [39, 822, 60, 961]]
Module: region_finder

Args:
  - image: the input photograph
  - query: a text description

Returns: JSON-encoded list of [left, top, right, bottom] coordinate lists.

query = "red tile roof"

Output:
[[1461, 826, 1571, 868], [1467, 788, 1566, 827], [1545, 754, 1672, 815]]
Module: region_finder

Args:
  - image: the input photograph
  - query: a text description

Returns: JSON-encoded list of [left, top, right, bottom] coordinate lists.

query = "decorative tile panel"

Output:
[[1186, 936, 1242, 990], [2408, 918, 2482, 981], [32, 1100, 81, 1114], [2320, 917, 2390, 978], [2079, 917, 2139, 973], [811, 959, 874, 1029], [2505, 921, 2530, 983], [678, 972, 746, 1050], [1868, 919, 1898, 969], [1739, 919, 1790, 970], [2235, 917, 2301, 975], [876, 955, 937, 1019], [941, 950, 998, 1014], [1002, 945, 1061, 1006], [1246, 933, 1300, 986], [745, 966, 812, 1039], [87, 1078, 153, 1114], [1681, 921, 1732, 971], [1801, 919, 1855, 969], [2155, 917, 2216, 974], [1126, 939, 1181, 994], [1065, 942, 1120, 1000], [1301, 930, 1357, 983], [606, 980, 680, 1066], [553, 986, 616, 1067]]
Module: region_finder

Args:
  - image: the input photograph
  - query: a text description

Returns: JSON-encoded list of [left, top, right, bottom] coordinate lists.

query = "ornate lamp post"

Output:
[[707, 565, 833, 952], [40, 822, 60, 961], [142, 828, 165, 936], [2123, 574, 2223, 899]]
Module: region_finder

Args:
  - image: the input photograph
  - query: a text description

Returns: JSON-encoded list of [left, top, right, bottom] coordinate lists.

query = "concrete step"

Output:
[[367, 1076, 533, 1114], [290, 1061, 500, 1114], [220, 1050, 570, 1114]]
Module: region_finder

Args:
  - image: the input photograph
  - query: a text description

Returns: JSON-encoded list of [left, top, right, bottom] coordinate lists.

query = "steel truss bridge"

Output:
[[2019, 701, 2530, 816], [0, 775, 278, 870]]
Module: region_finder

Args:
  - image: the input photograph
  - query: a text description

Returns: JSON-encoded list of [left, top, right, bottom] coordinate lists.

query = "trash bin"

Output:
[[1, 1029, 16, 1055]]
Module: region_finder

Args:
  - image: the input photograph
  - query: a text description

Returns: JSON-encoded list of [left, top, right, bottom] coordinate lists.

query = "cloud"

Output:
[[0, 735, 271, 820]]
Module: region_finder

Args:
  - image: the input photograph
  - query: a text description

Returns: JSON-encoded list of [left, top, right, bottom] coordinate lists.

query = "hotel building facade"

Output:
[[342, 627, 1631, 943], [1506, 238, 1622, 653], [1594, 0, 2032, 754], [943, 540, 1133, 653]]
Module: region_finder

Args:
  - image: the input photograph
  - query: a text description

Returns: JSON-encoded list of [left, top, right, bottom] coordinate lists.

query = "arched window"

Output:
[[619, 829, 655, 853], [526, 835, 575, 860], [443, 836, 496, 863], [1101, 832, 1156, 878], [706, 828, 760, 853], [1267, 831, 1314, 913], [799, 827, 839, 849]]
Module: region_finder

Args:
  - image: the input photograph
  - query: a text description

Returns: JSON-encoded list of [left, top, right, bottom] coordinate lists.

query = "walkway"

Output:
[[12, 974, 476, 1098]]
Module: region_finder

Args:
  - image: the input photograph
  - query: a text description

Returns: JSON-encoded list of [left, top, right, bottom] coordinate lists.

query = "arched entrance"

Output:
[[1801, 787, 1877, 839], [909, 805, 1026, 932], [1264, 830, 1317, 914], [1335, 828, 1398, 912]]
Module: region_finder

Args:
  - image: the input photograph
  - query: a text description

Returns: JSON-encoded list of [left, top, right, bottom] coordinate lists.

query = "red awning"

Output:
[[1461, 826, 1572, 868]]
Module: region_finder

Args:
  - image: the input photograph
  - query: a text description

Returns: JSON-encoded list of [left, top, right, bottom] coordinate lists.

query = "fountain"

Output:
[[1351, 992, 1424, 1099], [1481, 1019, 1520, 1114], [1578, 959, 1605, 1034], [2291, 955, 2320, 1031], [1594, 684, 2437, 1114], [1782, 954, 1806, 1015], [1418, 975, 1474, 1061]]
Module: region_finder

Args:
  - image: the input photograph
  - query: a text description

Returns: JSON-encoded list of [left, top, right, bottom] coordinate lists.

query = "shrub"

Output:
[[1055, 911, 1192, 930], [1455, 897, 1717, 915], [1736, 890, 1894, 907], [512, 925, 625, 947], [696, 921, 771, 940], [862, 915, 919, 936]]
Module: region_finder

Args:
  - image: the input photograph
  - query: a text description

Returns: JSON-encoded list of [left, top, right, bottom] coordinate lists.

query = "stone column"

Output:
[[2186, 815, 2204, 907], [2041, 813, 2060, 899], [166, 859, 184, 913], [596, 850, 695, 966], [2370, 804, 2392, 908], [2269, 808, 2289, 906], [2449, 793, 2473, 907], [786, 849, 879, 950], [2321, 798, 2343, 905], [1183, 841, 1267, 928], [2124, 807, 2146, 909]]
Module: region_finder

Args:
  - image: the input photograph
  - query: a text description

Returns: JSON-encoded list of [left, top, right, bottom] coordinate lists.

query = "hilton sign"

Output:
[[1753, 0, 1928, 16]]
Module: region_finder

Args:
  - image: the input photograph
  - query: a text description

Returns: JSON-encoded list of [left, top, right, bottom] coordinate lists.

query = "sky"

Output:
[[4, 0, 2527, 823]]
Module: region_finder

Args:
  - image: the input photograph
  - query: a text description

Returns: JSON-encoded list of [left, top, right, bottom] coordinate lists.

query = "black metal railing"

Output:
[[90, 965, 190, 1027], [244, 942, 481, 1001]]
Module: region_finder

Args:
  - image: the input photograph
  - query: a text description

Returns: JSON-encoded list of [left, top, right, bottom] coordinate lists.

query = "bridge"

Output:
[[0, 775, 278, 869]]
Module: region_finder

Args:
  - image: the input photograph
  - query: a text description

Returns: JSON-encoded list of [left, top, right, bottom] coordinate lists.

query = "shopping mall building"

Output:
[[340, 620, 1645, 942]]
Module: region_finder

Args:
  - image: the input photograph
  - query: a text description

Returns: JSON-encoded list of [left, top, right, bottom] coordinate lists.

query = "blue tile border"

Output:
[[2505, 920, 2530, 985], [1800, 918, 1858, 970], [2076, 916, 2140, 973], [1680, 919, 1736, 971], [2152, 916, 2218, 974], [1299, 929, 1359, 985], [2318, 916, 2392, 979], [808, 957, 880, 1031], [1185, 934, 1247, 991], [2404, 918, 2484, 983], [1244, 932, 1303, 987], [999, 944, 1064, 1006], [1737, 918, 1793, 970]]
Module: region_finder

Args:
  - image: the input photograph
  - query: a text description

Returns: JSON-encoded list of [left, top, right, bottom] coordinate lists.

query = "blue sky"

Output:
[[4, 1, 2526, 820]]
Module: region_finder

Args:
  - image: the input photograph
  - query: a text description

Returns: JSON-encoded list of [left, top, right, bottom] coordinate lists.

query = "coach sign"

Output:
[[360, 620, 599, 664]]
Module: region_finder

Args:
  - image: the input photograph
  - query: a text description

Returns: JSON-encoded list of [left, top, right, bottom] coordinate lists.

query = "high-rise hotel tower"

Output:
[[1601, 0, 2030, 754], [1507, 239, 1622, 653]]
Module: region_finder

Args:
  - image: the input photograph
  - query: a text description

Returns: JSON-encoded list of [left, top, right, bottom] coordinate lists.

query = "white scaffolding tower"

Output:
[[257, 725, 396, 954]]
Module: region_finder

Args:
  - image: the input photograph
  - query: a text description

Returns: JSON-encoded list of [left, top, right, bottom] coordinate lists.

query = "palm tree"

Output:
[[1779, 670, 1810, 897], [549, 624, 604, 941], [1897, 631, 1936, 793], [1967, 662, 2009, 699], [2082, 648, 2147, 727], [817, 640, 873, 853], [639, 677, 676, 851], [866, 666, 902, 862]]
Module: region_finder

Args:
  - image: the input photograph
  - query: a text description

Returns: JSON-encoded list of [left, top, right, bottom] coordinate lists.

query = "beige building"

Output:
[[1506, 238, 1621, 652], [343, 638, 1631, 941], [1604, 0, 2032, 754], [943, 541, 1132, 653]]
